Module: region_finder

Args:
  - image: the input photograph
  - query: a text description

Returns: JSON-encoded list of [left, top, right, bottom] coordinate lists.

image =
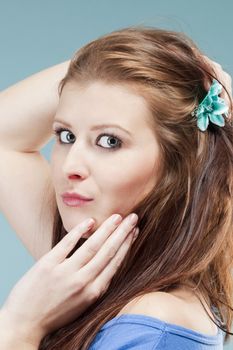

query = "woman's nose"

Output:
[[62, 145, 90, 180]]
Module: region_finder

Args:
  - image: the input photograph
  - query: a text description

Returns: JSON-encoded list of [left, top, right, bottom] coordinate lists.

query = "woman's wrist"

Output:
[[0, 308, 44, 348]]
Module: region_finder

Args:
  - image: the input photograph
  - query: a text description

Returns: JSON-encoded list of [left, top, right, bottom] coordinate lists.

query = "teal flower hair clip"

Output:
[[191, 79, 229, 132]]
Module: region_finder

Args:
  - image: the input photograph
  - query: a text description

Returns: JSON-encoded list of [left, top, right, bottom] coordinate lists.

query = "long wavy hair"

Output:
[[39, 26, 233, 349]]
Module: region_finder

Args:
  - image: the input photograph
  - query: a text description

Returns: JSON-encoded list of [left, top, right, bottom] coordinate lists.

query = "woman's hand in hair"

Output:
[[202, 54, 232, 107], [0, 213, 139, 344]]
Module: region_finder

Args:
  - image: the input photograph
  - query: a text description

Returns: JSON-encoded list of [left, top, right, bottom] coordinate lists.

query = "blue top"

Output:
[[89, 314, 224, 349]]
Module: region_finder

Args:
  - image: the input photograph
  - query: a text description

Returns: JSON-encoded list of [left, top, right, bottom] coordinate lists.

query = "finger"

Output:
[[202, 56, 231, 85], [71, 214, 138, 280], [200, 57, 232, 103], [43, 218, 95, 264], [91, 228, 139, 296], [199, 55, 222, 86], [63, 213, 125, 268], [221, 73, 232, 98]]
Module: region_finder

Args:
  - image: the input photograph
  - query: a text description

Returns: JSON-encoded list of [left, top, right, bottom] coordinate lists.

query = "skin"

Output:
[[50, 80, 161, 237]]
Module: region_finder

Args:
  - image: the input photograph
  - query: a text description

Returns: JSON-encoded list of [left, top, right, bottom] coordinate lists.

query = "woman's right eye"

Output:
[[53, 128, 75, 144]]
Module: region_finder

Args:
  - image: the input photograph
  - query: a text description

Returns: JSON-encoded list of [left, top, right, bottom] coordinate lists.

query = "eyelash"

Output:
[[52, 127, 122, 151]]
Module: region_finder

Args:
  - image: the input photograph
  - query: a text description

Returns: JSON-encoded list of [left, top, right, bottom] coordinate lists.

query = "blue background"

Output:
[[0, 1, 232, 348]]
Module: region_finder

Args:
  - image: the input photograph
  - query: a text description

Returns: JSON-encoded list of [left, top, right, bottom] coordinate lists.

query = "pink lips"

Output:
[[61, 192, 93, 207]]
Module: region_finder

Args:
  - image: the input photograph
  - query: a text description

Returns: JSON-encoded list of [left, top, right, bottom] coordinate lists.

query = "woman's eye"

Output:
[[53, 128, 122, 150], [97, 134, 122, 150], [54, 128, 75, 144]]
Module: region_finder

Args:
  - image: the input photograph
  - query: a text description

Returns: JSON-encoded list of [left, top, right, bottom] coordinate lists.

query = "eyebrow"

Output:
[[53, 119, 132, 136]]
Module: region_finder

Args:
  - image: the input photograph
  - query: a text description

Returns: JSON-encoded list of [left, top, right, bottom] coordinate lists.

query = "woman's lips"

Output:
[[62, 198, 93, 207], [62, 197, 93, 207]]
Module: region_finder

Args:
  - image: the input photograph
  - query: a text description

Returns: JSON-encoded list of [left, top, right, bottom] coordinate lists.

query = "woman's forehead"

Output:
[[57, 80, 154, 131]]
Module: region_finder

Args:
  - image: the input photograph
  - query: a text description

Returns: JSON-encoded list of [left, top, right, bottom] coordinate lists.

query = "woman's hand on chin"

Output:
[[0, 213, 139, 344]]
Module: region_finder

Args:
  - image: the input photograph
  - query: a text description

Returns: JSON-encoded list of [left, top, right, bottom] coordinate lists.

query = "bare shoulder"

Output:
[[116, 289, 218, 336]]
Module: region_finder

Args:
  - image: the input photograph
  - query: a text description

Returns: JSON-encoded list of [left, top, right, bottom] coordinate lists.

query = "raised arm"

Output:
[[0, 60, 70, 152], [0, 61, 70, 260]]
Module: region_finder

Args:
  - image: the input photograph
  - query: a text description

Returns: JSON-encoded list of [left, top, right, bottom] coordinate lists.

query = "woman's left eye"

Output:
[[96, 133, 122, 150], [53, 127, 122, 150]]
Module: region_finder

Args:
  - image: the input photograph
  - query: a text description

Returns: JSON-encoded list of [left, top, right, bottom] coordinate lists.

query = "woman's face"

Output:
[[51, 80, 161, 237]]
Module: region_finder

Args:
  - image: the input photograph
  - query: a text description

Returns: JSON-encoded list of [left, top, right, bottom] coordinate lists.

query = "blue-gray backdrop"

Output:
[[0, 1, 232, 348]]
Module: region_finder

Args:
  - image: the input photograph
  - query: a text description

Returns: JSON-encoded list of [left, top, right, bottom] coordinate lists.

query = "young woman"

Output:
[[0, 26, 232, 349]]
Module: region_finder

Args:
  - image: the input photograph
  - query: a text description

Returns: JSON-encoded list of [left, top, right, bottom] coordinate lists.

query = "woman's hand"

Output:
[[1, 213, 139, 345], [193, 48, 232, 108], [202, 54, 232, 107]]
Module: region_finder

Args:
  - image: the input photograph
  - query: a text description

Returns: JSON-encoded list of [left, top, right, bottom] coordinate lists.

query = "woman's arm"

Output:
[[0, 60, 70, 258], [0, 60, 70, 152], [0, 310, 40, 349]]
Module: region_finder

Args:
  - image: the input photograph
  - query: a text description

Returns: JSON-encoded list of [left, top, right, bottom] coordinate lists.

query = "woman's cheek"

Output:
[[102, 166, 150, 209]]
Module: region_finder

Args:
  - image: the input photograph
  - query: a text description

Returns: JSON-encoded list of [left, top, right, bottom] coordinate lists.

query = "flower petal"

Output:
[[210, 79, 222, 95], [201, 94, 212, 108], [209, 113, 225, 127], [212, 101, 229, 114], [197, 114, 209, 131], [194, 80, 227, 131]]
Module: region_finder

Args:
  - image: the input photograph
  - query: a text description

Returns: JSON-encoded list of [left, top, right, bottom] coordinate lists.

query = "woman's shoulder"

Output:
[[90, 290, 223, 349], [115, 288, 218, 336]]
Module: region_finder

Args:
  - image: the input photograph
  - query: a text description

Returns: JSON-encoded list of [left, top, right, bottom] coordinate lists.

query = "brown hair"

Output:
[[39, 26, 233, 349]]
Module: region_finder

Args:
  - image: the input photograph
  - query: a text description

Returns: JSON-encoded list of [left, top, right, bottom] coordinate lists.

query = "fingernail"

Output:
[[83, 218, 95, 228], [112, 214, 122, 224], [132, 227, 139, 241], [128, 213, 138, 225]]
